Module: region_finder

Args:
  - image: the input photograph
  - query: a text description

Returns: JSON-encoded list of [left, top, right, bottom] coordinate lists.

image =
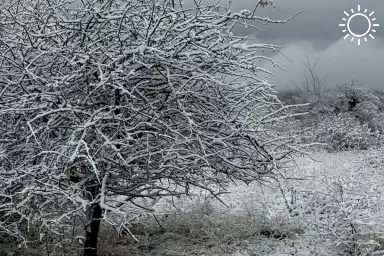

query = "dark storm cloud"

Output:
[[213, 0, 384, 90]]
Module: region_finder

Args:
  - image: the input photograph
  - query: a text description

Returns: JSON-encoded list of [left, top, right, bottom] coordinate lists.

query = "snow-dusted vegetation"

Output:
[[6, 149, 384, 256], [1, 0, 384, 256], [88, 149, 384, 256]]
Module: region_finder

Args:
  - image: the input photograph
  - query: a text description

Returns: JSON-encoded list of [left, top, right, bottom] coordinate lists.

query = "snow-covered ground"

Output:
[[138, 148, 384, 256], [7, 149, 384, 256]]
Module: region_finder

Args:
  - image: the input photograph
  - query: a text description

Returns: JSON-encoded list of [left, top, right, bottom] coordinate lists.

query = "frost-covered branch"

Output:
[[0, 0, 302, 250]]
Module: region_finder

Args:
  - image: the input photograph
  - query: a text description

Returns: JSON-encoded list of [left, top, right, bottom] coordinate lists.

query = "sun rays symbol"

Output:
[[339, 5, 379, 46]]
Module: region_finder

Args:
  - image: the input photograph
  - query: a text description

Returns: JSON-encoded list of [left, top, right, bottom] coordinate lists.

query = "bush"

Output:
[[301, 113, 377, 151], [291, 150, 384, 255], [278, 82, 384, 151], [333, 83, 384, 133]]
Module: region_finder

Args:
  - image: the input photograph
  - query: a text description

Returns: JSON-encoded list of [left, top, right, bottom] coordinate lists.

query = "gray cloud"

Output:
[[229, 0, 384, 47], [263, 37, 384, 91], [69, 0, 384, 90], [214, 0, 384, 90]]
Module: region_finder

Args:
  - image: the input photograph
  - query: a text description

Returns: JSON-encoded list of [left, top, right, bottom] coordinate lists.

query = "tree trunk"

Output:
[[83, 203, 102, 256]]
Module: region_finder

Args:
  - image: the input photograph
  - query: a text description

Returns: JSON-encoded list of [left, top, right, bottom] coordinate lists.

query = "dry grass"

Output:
[[97, 200, 304, 256], [5, 148, 384, 256]]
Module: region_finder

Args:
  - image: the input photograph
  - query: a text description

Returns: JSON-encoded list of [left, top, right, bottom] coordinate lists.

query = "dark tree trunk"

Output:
[[83, 203, 102, 256]]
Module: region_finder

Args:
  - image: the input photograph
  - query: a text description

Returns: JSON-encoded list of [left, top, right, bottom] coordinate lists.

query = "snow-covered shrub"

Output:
[[301, 113, 377, 151], [333, 83, 384, 133], [296, 185, 382, 255], [287, 150, 384, 256], [279, 81, 384, 151]]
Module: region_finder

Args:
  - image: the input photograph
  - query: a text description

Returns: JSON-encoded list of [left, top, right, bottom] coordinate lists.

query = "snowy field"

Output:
[[95, 148, 384, 256], [3, 149, 384, 256]]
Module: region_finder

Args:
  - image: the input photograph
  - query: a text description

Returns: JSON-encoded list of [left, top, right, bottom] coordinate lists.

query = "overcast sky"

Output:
[[220, 0, 384, 91], [70, 0, 383, 91]]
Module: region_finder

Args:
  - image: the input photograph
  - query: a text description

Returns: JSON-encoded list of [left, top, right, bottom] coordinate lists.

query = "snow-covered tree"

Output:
[[0, 0, 300, 255]]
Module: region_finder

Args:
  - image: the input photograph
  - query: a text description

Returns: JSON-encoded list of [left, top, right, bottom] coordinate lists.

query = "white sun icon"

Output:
[[339, 5, 379, 46]]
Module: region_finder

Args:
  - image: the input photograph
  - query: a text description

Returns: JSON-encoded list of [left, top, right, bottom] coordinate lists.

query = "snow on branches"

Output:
[[0, 0, 301, 242]]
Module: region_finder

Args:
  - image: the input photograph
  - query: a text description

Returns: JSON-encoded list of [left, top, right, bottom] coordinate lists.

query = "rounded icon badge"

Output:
[[339, 5, 379, 46]]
